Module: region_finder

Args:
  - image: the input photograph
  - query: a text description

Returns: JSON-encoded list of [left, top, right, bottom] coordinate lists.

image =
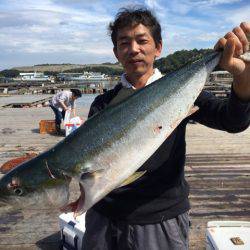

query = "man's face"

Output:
[[114, 24, 162, 78]]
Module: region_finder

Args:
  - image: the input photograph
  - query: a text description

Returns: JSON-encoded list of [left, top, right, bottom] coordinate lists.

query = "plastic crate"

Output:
[[39, 120, 56, 134]]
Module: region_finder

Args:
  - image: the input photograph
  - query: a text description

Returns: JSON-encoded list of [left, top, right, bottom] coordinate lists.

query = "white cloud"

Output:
[[144, 0, 168, 18], [0, 0, 249, 69], [196, 32, 221, 42], [85, 48, 113, 56], [224, 6, 250, 25], [145, 0, 161, 9], [0, 0, 113, 54], [197, 0, 242, 5]]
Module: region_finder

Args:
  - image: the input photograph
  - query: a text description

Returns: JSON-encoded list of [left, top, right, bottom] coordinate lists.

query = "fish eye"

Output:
[[13, 188, 23, 196]]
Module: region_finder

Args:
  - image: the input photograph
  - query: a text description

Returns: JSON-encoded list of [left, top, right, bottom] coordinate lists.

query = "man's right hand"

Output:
[[214, 22, 250, 101]]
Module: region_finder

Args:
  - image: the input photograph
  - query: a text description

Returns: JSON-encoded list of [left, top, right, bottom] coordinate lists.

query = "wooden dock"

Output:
[[0, 95, 249, 249], [2, 97, 51, 108]]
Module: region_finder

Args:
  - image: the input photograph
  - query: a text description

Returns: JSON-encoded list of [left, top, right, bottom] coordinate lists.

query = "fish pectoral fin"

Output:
[[118, 171, 147, 188], [60, 183, 85, 218], [62, 173, 72, 182], [80, 169, 104, 181]]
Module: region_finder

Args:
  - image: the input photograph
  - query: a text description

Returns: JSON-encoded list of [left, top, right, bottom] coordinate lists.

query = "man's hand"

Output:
[[214, 22, 250, 101]]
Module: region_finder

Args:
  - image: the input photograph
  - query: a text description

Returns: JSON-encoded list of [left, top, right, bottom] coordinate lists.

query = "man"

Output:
[[83, 7, 250, 250], [49, 88, 82, 134]]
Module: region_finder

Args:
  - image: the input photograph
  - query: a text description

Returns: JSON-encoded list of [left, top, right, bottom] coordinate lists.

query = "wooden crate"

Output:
[[39, 120, 56, 134]]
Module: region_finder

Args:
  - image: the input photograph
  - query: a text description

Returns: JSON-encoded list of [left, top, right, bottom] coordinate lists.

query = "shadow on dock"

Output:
[[31, 128, 64, 137], [31, 128, 40, 134], [36, 231, 61, 250]]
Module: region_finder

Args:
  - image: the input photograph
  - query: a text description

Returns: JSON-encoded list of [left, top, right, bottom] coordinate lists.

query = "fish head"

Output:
[[0, 157, 70, 210]]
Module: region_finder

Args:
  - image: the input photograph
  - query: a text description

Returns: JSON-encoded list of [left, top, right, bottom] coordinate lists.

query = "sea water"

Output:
[[76, 94, 97, 108]]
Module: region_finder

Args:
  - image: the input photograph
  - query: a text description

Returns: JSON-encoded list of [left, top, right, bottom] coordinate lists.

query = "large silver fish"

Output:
[[0, 52, 221, 216]]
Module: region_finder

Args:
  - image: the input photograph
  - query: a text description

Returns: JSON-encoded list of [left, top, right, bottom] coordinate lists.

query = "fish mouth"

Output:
[[60, 183, 85, 218]]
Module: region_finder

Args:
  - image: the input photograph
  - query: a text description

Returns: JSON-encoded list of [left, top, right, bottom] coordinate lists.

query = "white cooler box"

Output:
[[59, 212, 86, 250], [206, 221, 250, 250]]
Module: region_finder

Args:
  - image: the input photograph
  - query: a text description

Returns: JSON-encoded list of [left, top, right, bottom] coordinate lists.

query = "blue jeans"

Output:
[[49, 105, 65, 126]]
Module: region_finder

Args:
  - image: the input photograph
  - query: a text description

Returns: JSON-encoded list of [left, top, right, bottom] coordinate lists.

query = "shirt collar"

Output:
[[121, 68, 163, 89]]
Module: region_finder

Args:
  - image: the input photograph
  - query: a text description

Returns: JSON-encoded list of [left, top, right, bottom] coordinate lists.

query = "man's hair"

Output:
[[109, 7, 162, 48], [70, 88, 82, 98]]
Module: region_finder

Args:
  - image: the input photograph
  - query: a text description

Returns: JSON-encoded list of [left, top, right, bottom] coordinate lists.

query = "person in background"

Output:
[[49, 88, 82, 134]]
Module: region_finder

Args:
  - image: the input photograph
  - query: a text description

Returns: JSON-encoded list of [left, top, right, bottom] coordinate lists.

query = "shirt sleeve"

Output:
[[190, 88, 250, 133]]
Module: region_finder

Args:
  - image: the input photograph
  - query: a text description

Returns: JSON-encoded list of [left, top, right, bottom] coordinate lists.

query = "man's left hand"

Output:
[[214, 22, 250, 101]]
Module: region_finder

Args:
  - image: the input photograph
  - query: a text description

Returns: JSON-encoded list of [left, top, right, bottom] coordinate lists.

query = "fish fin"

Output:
[[61, 172, 72, 182], [170, 106, 199, 130], [60, 183, 85, 218], [80, 169, 104, 181], [73, 184, 85, 218], [60, 199, 79, 213], [118, 171, 147, 188]]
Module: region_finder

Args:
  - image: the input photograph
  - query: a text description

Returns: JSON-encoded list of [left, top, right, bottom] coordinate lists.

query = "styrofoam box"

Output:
[[206, 221, 250, 250], [59, 212, 86, 250]]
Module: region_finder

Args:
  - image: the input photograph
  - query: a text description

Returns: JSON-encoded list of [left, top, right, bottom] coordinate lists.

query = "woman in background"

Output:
[[49, 88, 82, 135]]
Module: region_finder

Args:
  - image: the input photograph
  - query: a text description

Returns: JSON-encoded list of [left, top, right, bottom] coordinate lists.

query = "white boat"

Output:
[[19, 72, 49, 81], [68, 72, 108, 81]]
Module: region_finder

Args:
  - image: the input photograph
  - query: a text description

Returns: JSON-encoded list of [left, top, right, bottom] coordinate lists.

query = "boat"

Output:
[[67, 72, 109, 81], [19, 72, 50, 81]]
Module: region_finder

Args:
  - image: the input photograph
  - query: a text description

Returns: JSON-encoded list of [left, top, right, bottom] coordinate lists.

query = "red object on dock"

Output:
[[0, 153, 37, 174]]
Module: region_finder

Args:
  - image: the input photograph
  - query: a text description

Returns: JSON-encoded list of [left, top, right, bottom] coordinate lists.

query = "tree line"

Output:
[[154, 48, 214, 73], [1, 48, 220, 78]]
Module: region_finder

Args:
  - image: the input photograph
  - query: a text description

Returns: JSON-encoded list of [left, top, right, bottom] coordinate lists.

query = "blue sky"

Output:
[[0, 0, 249, 70]]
